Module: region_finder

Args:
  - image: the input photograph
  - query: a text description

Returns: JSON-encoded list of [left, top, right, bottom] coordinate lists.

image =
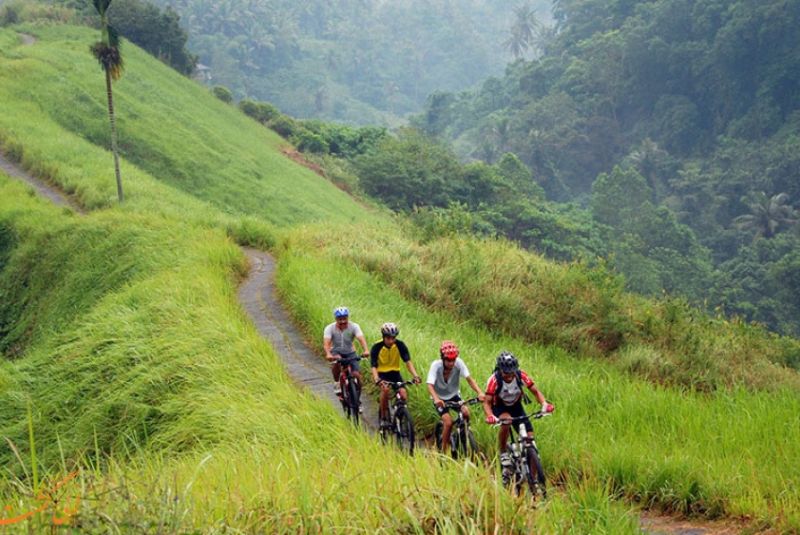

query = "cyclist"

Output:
[[323, 306, 370, 399], [426, 340, 485, 455], [483, 351, 554, 482], [370, 322, 421, 425]]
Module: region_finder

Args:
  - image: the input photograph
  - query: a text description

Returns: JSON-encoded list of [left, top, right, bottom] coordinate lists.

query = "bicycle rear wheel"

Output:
[[525, 446, 546, 499], [394, 407, 415, 455]]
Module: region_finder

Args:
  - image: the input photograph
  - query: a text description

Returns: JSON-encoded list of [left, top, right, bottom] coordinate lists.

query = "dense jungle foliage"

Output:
[[142, 0, 551, 124], [407, 0, 800, 337]]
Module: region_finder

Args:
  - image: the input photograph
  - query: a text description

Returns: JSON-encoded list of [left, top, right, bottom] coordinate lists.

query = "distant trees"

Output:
[[90, 0, 124, 203], [734, 192, 799, 240], [108, 0, 197, 75]]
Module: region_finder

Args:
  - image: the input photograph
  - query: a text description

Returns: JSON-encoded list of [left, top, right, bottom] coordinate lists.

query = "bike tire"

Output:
[[394, 407, 415, 455], [434, 421, 443, 450], [449, 426, 461, 460], [464, 427, 479, 459], [347, 378, 360, 426], [525, 446, 547, 499]]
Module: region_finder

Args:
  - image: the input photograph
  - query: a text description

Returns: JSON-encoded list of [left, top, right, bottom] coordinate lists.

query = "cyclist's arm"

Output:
[[528, 383, 546, 406], [483, 393, 495, 419], [370, 343, 381, 384], [323, 337, 335, 361], [357, 333, 370, 355], [427, 383, 442, 406], [405, 360, 420, 382], [466, 376, 485, 399]]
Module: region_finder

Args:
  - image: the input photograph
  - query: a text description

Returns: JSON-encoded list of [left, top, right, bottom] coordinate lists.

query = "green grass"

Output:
[[0, 175, 643, 532], [276, 224, 800, 531], [0, 24, 369, 226]]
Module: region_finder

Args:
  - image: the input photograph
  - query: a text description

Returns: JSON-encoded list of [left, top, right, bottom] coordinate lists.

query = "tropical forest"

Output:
[[0, 0, 799, 532]]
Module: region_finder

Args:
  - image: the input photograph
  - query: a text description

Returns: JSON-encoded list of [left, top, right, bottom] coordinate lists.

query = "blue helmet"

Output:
[[333, 306, 350, 318]]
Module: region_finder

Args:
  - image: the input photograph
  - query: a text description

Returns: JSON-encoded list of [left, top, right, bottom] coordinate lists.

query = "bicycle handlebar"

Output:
[[379, 380, 417, 390], [441, 397, 481, 409], [491, 411, 552, 427], [332, 354, 368, 364]]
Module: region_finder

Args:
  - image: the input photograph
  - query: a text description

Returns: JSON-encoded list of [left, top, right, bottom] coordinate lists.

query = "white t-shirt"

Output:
[[426, 358, 470, 399]]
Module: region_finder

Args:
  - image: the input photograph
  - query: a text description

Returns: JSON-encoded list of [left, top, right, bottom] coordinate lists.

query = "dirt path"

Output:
[[19, 33, 37, 46], [1, 151, 757, 533], [0, 150, 83, 213], [237, 247, 380, 430]]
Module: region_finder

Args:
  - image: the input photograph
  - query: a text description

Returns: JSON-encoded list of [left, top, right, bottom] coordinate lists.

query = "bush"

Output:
[[212, 86, 233, 104], [0, 5, 20, 26], [238, 99, 279, 123], [267, 115, 298, 138], [291, 129, 329, 154]]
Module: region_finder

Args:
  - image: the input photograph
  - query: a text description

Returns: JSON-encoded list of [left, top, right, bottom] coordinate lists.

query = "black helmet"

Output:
[[496, 351, 519, 374]]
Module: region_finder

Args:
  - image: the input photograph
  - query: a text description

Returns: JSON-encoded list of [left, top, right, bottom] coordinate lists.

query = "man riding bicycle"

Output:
[[483, 351, 554, 482], [370, 322, 421, 424], [323, 306, 370, 400], [426, 340, 485, 455]]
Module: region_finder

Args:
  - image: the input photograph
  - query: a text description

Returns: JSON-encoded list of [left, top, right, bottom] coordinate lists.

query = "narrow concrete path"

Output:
[[237, 248, 380, 430]]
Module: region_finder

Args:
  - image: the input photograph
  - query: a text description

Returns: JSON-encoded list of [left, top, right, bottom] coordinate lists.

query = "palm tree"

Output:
[[90, 0, 124, 203], [734, 192, 799, 239], [503, 3, 540, 60]]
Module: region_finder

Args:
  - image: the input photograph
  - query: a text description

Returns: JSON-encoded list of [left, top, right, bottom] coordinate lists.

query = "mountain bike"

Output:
[[494, 410, 551, 498], [378, 380, 416, 455], [334, 354, 367, 426], [434, 398, 481, 460]]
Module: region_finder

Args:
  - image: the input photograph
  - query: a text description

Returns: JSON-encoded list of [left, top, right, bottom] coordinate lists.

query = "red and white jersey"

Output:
[[486, 371, 534, 406]]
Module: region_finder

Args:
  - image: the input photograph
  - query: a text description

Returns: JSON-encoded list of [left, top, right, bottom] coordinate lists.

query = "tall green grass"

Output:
[[276, 224, 800, 531], [295, 224, 800, 392], [0, 176, 642, 532], [0, 24, 370, 226]]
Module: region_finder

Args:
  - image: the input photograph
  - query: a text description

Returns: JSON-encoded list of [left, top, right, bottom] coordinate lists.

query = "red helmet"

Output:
[[440, 340, 459, 360]]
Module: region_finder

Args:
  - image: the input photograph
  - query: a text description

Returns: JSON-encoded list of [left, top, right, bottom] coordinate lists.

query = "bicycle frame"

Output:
[[436, 398, 481, 459], [496, 411, 550, 498], [334, 354, 365, 423], [379, 380, 416, 454]]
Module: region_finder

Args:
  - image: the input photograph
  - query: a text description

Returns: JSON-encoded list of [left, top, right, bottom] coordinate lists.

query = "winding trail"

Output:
[[237, 247, 379, 430], [1, 132, 750, 534]]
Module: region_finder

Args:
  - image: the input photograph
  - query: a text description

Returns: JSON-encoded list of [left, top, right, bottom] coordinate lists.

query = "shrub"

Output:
[[212, 85, 233, 104], [291, 129, 329, 154], [238, 99, 279, 123], [0, 4, 20, 26], [267, 115, 298, 138]]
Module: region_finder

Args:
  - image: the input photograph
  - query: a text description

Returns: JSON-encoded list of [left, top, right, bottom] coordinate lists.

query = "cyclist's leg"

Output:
[[440, 412, 454, 454], [331, 361, 341, 383]]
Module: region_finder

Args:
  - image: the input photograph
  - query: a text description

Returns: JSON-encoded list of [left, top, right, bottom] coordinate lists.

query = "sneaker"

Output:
[[334, 385, 342, 397], [359, 402, 364, 414]]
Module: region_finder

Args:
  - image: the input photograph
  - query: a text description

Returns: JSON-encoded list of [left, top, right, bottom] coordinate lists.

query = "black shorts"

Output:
[[378, 370, 404, 385], [492, 401, 532, 432], [434, 395, 462, 416]]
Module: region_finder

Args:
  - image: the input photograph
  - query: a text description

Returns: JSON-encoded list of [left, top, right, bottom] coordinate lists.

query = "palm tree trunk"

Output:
[[105, 69, 124, 202]]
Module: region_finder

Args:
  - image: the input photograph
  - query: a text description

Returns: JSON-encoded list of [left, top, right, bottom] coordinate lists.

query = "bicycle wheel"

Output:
[[449, 426, 461, 460], [434, 421, 443, 450], [347, 378, 360, 426], [394, 407, 415, 455], [462, 426, 480, 459], [525, 446, 547, 499]]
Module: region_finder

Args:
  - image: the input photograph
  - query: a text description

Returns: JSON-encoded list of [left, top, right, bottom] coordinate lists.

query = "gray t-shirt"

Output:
[[426, 358, 470, 400], [323, 321, 363, 354]]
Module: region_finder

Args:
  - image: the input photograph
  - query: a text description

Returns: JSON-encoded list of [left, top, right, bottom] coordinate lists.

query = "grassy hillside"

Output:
[[1, 20, 799, 533], [0, 25, 368, 224]]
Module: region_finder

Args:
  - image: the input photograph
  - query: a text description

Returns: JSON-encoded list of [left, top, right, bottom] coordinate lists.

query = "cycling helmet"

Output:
[[380, 322, 399, 337], [496, 351, 519, 373], [440, 340, 459, 360], [333, 306, 349, 318]]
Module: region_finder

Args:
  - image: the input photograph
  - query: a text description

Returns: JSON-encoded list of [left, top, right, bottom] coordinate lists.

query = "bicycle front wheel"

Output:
[[347, 378, 360, 426], [525, 446, 546, 499], [394, 407, 415, 455]]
